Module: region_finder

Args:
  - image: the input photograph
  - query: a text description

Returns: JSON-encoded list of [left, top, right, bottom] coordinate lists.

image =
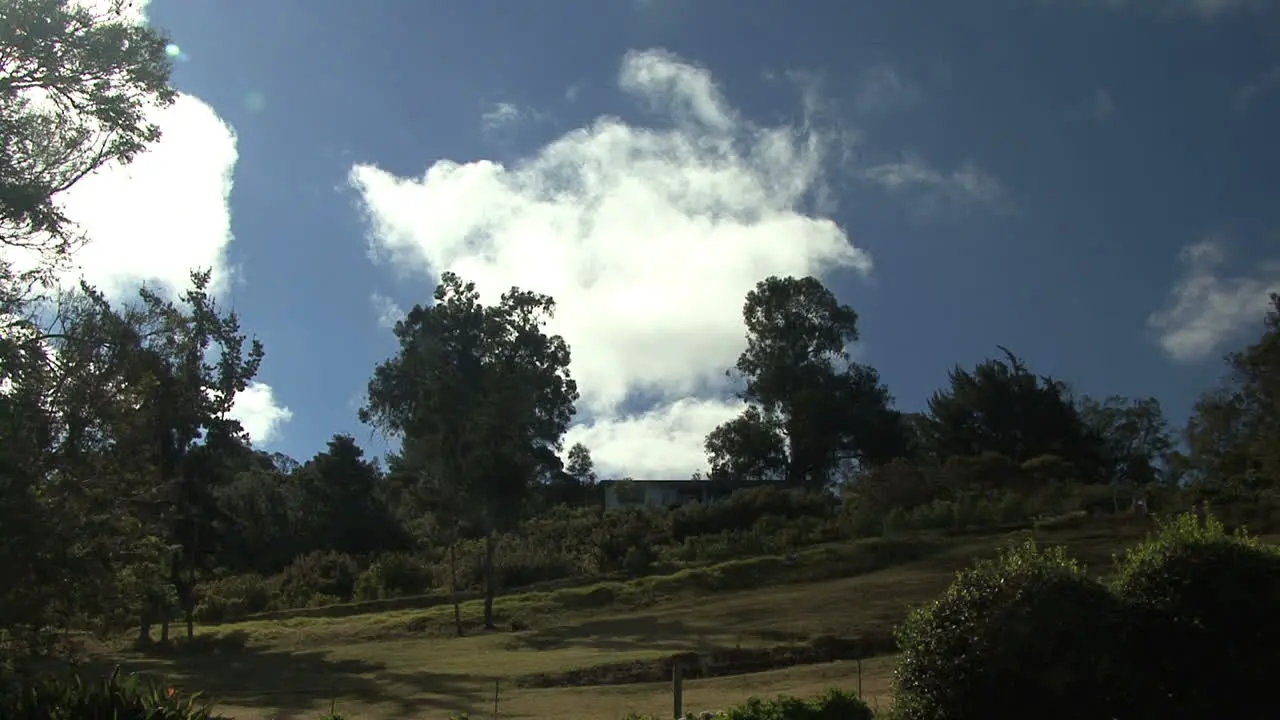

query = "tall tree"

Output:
[[114, 269, 264, 641], [295, 433, 403, 557], [705, 275, 907, 487], [566, 443, 597, 486], [1, 0, 175, 274], [361, 272, 578, 629], [0, 280, 186, 656], [1078, 395, 1174, 486], [923, 347, 1104, 478]]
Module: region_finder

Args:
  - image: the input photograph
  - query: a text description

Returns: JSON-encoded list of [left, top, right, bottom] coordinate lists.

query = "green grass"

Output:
[[87, 518, 1227, 720]]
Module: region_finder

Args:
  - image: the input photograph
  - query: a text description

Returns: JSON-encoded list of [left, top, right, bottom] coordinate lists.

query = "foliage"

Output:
[[619, 689, 871, 720], [361, 271, 579, 630], [891, 539, 1134, 720], [922, 347, 1105, 478], [1078, 394, 1173, 486], [1181, 293, 1280, 489], [1111, 511, 1280, 718], [720, 690, 872, 720], [274, 551, 363, 609], [0, 666, 225, 720], [707, 275, 908, 487], [0, 0, 175, 273]]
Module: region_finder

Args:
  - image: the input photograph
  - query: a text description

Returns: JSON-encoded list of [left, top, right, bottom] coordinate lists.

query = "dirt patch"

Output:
[[515, 632, 897, 689]]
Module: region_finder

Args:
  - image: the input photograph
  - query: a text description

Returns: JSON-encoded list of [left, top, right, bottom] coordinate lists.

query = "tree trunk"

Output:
[[183, 512, 199, 640], [482, 531, 497, 630], [159, 612, 170, 643], [137, 606, 153, 646], [449, 540, 463, 637]]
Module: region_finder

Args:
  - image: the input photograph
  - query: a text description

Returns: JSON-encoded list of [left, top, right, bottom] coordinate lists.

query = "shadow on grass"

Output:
[[504, 615, 739, 654], [94, 630, 488, 720]]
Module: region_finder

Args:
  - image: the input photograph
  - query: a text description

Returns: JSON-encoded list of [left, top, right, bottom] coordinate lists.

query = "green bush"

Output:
[[891, 539, 1134, 720], [1111, 511, 1280, 718], [620, 688, 871, 720], [0, 666, 225, 720], [721, 690, 872, 720], [669, 486, 837, 542], [193, 573, 272, 623], [276, 551, 362, 607]]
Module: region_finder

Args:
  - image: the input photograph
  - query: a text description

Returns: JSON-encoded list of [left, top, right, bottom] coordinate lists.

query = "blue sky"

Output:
[[58, 0, 1280, 477]]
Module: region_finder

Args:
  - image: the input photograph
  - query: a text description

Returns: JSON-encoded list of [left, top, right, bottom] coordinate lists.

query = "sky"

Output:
[[42, 0, 1280, 478]]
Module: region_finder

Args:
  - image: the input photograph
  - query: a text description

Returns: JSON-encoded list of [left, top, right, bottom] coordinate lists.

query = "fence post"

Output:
[[672, 663, 684, 719]]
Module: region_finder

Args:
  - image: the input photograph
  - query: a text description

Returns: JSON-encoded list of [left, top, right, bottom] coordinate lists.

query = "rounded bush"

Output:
[[891, 539, 1133, 720], [1111, 512, 1280, 718]]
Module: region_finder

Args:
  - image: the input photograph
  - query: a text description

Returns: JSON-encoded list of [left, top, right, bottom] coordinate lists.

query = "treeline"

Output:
[[3, 0, 1280, 672]]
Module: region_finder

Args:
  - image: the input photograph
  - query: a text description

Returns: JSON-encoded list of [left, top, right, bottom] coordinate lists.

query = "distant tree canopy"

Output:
[[706, 275, 910, 488], [921, 347, 1106, 479]]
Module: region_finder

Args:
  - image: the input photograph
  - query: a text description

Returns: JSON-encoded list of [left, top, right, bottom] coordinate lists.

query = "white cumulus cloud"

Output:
[[350, 48, 870, 478], [57, 94, 239, 298], [1148, 240, 1280, 362], [229, 382, 294, 445]]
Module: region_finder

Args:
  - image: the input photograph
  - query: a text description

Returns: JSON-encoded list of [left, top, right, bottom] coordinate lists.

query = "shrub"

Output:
[[670, 486, 836, 542], [1111, 511, 1280, 718], [369, 552, 435, 598], [891, 539, 1134, 720], [941, 452, 1024, 493], [497, 542, 582, 588], [276, 551, 361, 607], [721, 690, 872, 720], [619, 689, 870, 720], [193, 574, 272, 623], [0, 666, 226, 720]]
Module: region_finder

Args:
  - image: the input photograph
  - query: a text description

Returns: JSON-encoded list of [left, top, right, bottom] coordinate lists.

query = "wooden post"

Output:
[[857, 657, 863, 698], [493, 678, 500, 720], [672, 663, 684, 719]]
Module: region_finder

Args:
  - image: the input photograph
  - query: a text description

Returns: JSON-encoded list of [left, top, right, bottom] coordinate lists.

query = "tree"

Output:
[[923, 347, 1104, 478], [705, 406, 787, 482], [1078, 395, 1174, 487], [295, 434, 403, 557], [110, 269, 264, 641], [706, 275, 908, 487], [1182, 294, 1280, 490], [0, 280, 188, 656], [361, 272, 578, 629], [214, 465, 306, 574], [565, 443, 597, 485], [532, 441, 596, 509], [1, 0, 175, 275]]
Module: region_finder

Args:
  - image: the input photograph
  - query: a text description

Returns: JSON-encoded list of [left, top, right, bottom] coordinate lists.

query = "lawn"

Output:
[[91, 520, 1205, 719]]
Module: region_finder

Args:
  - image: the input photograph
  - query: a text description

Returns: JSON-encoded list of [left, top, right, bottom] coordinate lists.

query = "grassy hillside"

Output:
[[88, 518, 1214, 719]]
